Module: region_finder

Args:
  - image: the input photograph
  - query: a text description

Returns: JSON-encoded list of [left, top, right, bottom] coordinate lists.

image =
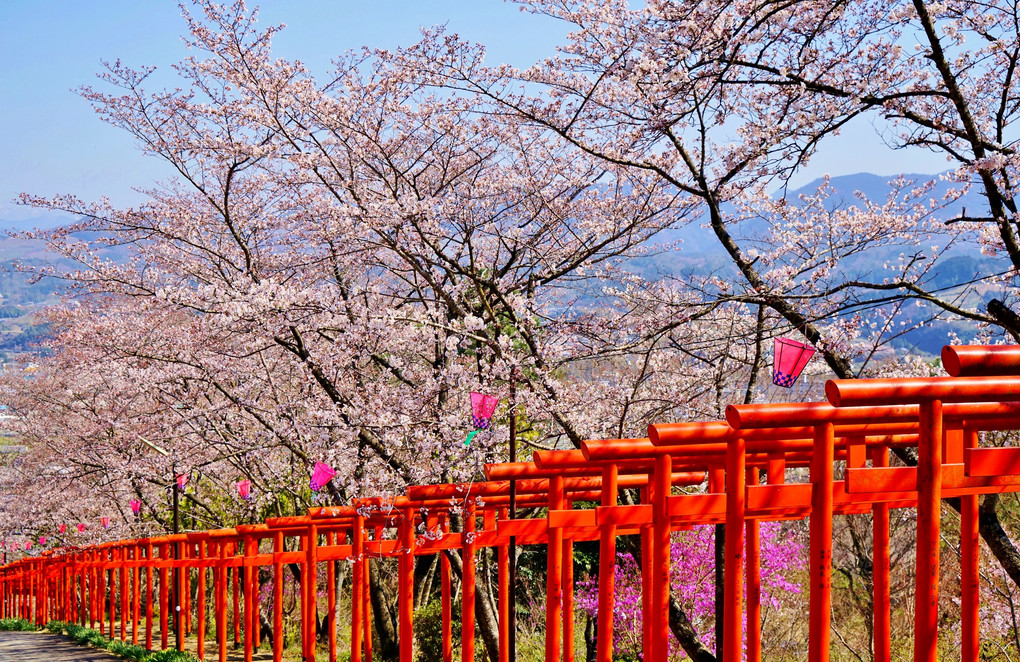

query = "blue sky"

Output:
[[1, 1, 950, 224]]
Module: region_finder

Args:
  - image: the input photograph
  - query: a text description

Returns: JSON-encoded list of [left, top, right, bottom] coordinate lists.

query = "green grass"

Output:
[[44, 621, 198, 662], [0, 618, 36, 631]]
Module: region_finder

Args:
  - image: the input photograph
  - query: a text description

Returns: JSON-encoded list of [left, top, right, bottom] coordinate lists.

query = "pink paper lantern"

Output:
[[39, 536, 46, 545], [76, 523, 87, 533], [176, 474, 188, 490], [235, 479, 252, 500], [58, 524, 66, 534], [310, 462, 335, 492], [470, 392, 499, 430], [773, 338, 816, 388], [101, 517, 111, 529], [129, 499, 142, 515]]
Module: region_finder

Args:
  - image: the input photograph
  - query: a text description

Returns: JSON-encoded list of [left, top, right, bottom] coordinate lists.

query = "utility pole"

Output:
[[508, 372, 517, 662], [172, 464, 180, 537], [139, 436, 182, 651], [172, 460, 182, 652]]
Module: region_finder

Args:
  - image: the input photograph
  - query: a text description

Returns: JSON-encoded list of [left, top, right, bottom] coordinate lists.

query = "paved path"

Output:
[[0, 630, 119, 661]]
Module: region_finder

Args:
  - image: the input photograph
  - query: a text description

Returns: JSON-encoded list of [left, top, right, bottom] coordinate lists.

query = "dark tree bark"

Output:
[[413, 554, 436, 610], [584, 613, 597, 662], [369, 561, 399, 660], [988, 300, 1020, 344], [668, 592, 718, 662], [979, 495, 1020, 588]]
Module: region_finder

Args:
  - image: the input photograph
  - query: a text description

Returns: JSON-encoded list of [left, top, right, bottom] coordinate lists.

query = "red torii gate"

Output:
[[3, 344, 1020, 662]]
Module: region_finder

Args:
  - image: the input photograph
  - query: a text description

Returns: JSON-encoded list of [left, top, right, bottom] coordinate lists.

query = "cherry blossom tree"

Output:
[[13, 0, 1020, 658], [3, 3, 772, 656], [396, 0, 1020, 656]]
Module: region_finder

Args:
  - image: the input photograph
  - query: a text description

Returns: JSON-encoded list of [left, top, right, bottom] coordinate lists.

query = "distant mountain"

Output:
[[0, 204, 74, 233], [0, 172, 1009, 361], [789, 174, 1008, 355], [791, 171, 985, 211], [0, 208, 79, 361], [658, 171, 988, 258], [635, 171, 1009, 357]]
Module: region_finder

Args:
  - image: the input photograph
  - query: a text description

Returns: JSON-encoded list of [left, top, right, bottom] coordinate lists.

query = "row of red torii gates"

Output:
[[5, 344, 1020, 661]]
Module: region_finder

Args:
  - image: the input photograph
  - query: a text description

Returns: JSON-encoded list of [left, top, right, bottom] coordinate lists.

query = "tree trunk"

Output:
[[414, 554, 436, 610], [669, 592, 718, 662], [978, 495, 1020, 587], [584, 613, 597, 662], [369, 560, 399, 660], [988, 299, 1020, 343]]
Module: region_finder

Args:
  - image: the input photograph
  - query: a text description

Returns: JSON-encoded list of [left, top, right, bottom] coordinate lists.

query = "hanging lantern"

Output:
[[39, 536, 46, 545], [773, 337, 816, 388], [465, 392, 500, 445], [470, 392, 500, 430], [235, 479, 252, 500], [129, 499, 142, 515], [310, 462, 335, 492], [76, 523, 87, 533], [101, 517, 111, 529], [58, 524, 66, 534], [176, 474, 189, 490]]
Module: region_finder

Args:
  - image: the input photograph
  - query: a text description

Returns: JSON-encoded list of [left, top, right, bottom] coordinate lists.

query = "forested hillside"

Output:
[[0, 210, 127, 360], [0, 235, 64, 361]]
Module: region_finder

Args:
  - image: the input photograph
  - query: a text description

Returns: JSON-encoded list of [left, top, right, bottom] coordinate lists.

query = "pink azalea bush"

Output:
[[576, 522, 806, 658]]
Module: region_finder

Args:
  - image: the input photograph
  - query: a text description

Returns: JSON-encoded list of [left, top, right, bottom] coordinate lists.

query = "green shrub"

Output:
[[109, 638, 153, 661], [147, 651, 199, 662], [0, 618, 35, 631], [42, 620, 198, 662], [415, 598, 460, 662]]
